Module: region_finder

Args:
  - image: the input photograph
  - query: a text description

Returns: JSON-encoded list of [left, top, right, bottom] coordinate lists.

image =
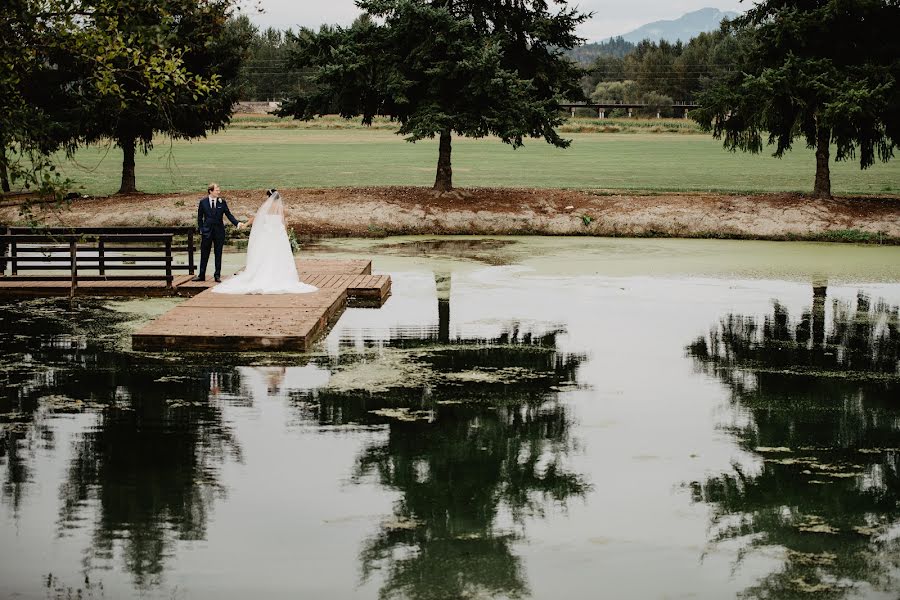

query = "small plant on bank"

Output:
[[819, 229, 883, 244], [581, 215, 593, 226]]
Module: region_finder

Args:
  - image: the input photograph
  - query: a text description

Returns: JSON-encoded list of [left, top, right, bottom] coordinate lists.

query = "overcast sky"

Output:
[[244, 1, 747, 43]]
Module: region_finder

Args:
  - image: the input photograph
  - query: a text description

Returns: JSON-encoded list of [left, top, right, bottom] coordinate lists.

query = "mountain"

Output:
[[617, 8, 738, 44]]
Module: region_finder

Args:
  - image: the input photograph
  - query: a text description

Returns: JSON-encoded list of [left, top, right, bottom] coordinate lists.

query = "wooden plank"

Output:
[[318, 274, 340, 288], [295, 258, 370, 275], [181, 287, 344, 309], [172, 274, 194, 287], [347, 275, 370, 290], [0, 272, 391, 302]]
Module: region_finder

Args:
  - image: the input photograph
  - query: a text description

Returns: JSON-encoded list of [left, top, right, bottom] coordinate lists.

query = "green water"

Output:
[[1, 237, 899, 599]]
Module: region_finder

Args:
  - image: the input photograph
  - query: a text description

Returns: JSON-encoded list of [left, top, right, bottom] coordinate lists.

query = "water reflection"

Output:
[[0, 299, 239, 589], [302, 321, 588, 599], [687, 287, 900, 598], [0, 298, 139, 514]]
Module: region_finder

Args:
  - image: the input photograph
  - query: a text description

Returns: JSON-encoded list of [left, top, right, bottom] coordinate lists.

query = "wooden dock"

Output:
[[131, 259, 390, 352], [0, 258, 387, 300], [0, 274, 197, 297]]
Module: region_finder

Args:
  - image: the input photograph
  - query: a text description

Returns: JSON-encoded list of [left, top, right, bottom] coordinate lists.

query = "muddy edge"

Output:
[[3, 187, 899, 243]]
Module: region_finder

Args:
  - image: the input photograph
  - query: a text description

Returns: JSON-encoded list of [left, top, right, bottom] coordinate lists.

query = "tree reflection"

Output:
[[57, 370, 240, 588], [687, 288, 900, 598], [0, 297, 137, 514], [0, 298, 240, 589], [303, 320, 589, 600]]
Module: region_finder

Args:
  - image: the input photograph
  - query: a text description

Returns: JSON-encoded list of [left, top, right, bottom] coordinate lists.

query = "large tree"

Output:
[[279, 0, 589, 193], [76, 0, 251, 194], [1, 0, 95, 195], [693, 0, 900, 200], [0, 0, 247, 198]]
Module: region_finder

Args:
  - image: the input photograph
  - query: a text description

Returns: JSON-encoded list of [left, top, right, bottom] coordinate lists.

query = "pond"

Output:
[[1, 236, 899, 599]]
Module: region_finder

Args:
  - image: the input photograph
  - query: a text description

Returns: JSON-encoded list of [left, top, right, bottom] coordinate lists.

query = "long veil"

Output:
[[252, 190, 284, 227], [212, 189, 316, 294], [244, 190, 283, 258]]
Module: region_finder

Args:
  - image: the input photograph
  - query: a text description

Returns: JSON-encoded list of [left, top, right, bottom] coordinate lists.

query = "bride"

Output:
[[213, 189, 318, 295]]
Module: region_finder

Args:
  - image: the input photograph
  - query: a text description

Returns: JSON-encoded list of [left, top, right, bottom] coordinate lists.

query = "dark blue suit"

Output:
[[197, 195, 240, 279]]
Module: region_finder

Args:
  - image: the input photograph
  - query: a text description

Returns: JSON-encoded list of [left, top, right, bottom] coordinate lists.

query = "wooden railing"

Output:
[[0, 227, 197, 297]]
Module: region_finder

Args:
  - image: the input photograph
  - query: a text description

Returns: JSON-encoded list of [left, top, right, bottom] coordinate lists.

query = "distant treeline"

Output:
[[577, 28, 747, 117], [564, 36, 635, 63], [234, 17, 309, 102], [237, 22, 744, 119]]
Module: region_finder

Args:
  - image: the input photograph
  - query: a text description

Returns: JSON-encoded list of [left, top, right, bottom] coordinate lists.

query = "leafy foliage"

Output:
[[580, 28, 743, 102], [74, 0, 253, 193], [0, 0, 252, 199]]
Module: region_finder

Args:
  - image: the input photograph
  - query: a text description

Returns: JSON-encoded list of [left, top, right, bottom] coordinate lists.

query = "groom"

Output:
[[193, 183, 243, 282]]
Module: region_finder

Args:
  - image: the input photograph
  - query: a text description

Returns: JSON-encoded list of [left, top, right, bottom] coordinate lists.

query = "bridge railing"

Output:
[[0, 227, 198, 297]]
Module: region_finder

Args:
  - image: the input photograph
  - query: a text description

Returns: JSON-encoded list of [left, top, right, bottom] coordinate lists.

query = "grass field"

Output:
[[52, 126, 900, 196]]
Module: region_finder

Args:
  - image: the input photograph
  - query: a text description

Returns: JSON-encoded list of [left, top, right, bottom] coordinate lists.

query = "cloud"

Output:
[[246, 0, 746, 41]]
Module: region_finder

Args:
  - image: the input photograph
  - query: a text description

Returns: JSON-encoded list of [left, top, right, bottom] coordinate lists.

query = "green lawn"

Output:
[[54, 128, 900, 196]]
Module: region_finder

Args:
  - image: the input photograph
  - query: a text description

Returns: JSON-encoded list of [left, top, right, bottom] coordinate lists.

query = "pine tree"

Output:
[[280, 0, 589, 193], [693, 0, 900, 199]]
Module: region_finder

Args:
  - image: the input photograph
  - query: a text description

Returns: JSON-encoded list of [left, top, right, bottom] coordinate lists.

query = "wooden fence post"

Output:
[[0, 226, 7, 275], [165, 237, 173, 288], [69, 240, 77, 299], [98, 238, 106, 277], [187, 230, 195, 275]]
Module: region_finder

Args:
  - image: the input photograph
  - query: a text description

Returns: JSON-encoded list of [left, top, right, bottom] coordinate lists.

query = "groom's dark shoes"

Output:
[[192, 275, 205, 282], [214, 276, 221, 282]]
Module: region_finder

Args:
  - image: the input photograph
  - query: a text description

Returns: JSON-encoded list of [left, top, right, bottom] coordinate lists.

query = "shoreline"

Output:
[[3, 186, 899, 244]]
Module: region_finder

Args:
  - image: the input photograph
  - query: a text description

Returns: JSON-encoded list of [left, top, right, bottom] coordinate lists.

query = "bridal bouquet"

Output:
[[287, 227, 300, 254]]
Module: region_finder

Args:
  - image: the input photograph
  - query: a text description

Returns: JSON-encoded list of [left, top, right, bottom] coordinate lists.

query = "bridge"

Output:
[[559, 102, 699, 119]]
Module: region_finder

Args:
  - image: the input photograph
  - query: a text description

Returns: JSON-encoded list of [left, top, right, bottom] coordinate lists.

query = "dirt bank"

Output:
[[3, 187, 899, 242]]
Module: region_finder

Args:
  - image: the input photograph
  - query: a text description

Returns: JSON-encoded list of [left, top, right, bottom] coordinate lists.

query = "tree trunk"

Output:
[[433, 129, 452, 192], [813, 124, 832, 200], [0, 149, 10, 193], [118, 137, 137, 194]]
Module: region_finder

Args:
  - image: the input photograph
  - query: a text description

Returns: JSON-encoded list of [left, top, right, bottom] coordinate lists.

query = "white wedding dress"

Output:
[[212, 191, 318, 295]]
